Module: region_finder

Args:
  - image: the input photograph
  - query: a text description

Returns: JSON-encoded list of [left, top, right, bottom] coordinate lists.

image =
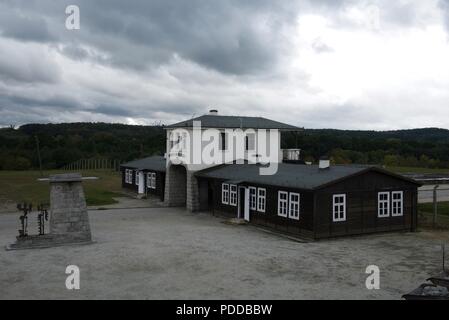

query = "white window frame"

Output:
[[222, 183, 229, 205], [135, 170, 139, 186], [229, 185, 237, 206], [125, 169, 130, 184], [392, 191, 403, 217], [257, 188, 266, 213], [332, 194, 346, 222], [378, 192, 390, 218], [245, 133, 256, 151], [147, 172, 156, 189], [220, 132, 227, 151], [289, 192, 300, 220], [278, 191, 288, 217], [249, 187, 257, 210], [152, 172, 157, 189]]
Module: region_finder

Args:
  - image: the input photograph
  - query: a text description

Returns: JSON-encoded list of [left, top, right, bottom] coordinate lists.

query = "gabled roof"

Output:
[[120, 156, 166, 172], [195, 163, 421, 190], [165, 115, 300, 130]]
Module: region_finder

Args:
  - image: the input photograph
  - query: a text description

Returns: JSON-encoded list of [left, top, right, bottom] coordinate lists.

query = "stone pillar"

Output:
[[164, 164, 187, 207], [6, 173, 93, 250], [186, 170, 200, 212], [49, 173, 92, 243]]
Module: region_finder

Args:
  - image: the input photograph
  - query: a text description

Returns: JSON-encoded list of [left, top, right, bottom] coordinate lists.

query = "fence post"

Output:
[[443, 243, 446, 274], [433, 185, 439, 228]]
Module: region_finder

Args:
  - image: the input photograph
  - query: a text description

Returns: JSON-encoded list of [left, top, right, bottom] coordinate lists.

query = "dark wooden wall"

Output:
[[202, 178, 315, 238], [198, 170, 418, 240], [120, 167, 166, 201], [121, 166, 138, 192], [314, 171, 418, 239]]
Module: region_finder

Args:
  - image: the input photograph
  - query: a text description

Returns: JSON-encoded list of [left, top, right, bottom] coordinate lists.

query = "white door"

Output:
[[244, 188, 250, 222], [138, 171, 145, 194]]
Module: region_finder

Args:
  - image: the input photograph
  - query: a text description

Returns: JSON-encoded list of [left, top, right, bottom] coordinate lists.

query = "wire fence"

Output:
[[60, 158, 123, 171], [418, 185, 449, 229]]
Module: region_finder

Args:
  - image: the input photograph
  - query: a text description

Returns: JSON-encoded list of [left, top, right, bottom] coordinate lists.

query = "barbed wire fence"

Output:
[[60, 158, 123, 172], [418, 185, 449, 228]]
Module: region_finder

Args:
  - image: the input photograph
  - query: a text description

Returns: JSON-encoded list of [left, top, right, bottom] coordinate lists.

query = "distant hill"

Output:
[[306, 128, 449, 142], [282, 127, 449, 168], [0, 123, 165, 170], [1, 123, 449, 170]]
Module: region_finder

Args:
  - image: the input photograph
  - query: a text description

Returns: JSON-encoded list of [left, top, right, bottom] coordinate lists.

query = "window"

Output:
[[222, 183, 229, 204], [220, 132, 226, 151], [278, 191, 288, 217], [333, 194, 346, 222], [245, 133, 256, 151], [135, 170, 139, 185], [289, 193, 300, 220], [257, 188, 266, 212], [378, 192, 390, 217], [125, 169, 129, 184], [147, 172, 156, 189], [392, 191, 403, 216], [230, 185, 237, 206], [249, 187, 257, 210], [182, 132, 187, 150]]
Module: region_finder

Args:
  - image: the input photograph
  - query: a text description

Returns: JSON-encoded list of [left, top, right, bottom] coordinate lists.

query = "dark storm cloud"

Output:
[[6, 95, 79, 111], [95, 105, 135, 117], [0, 42, 61, 84], [83, 0, 301, 74], [0, 11, 56, 43], [0, 0, 448, 128], [1, 0, 300, 75]]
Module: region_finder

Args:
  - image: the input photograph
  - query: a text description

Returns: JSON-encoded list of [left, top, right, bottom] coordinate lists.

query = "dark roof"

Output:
[[195, 163, 421, 190], [120, 156, 166, 172], [166, 115, 300, 130]]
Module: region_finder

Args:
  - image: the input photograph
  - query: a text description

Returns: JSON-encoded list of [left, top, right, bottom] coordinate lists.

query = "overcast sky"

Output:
[[0, 0, 449, 130]]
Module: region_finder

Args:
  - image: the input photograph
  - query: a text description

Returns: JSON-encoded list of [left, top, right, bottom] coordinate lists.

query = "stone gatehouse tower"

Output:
[[163, 110, 298, 212]]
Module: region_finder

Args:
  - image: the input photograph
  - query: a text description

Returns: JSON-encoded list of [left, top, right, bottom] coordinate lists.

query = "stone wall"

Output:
[[164, 164, 200, 212], [164, 164, 187, 206], [186, 170, 200, 212]]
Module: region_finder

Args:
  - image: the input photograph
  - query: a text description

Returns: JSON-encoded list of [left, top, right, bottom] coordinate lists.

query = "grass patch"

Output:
[[418, 202, 449, 230], [419, 212, 449, 230], [419, 202, 449, 217], [85, 191, 121, 206], [0, 170, 122, 207]]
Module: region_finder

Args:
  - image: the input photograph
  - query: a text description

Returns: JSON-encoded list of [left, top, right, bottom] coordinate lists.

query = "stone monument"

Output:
[[6, 173, 93, 250], [49, 173, 92, 243]]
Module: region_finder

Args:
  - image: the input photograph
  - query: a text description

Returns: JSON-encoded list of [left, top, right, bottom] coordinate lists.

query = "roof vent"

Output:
[[319, 157, 330, 170], [209, 109, 218, 115]]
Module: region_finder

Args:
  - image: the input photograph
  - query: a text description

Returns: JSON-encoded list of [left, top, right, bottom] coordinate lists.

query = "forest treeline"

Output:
[[1, 123, 449, 170]]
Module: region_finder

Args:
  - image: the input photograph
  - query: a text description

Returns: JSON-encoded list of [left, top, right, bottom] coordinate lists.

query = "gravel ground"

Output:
[[0, 207, 447, 300]]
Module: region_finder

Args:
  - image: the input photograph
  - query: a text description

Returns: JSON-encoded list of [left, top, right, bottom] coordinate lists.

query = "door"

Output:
[[239, 187, 250, 222], [138, 171, 145, 194]]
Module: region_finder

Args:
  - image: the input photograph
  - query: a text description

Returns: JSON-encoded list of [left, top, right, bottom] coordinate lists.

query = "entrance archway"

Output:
[[165, 164, 187, 206]]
